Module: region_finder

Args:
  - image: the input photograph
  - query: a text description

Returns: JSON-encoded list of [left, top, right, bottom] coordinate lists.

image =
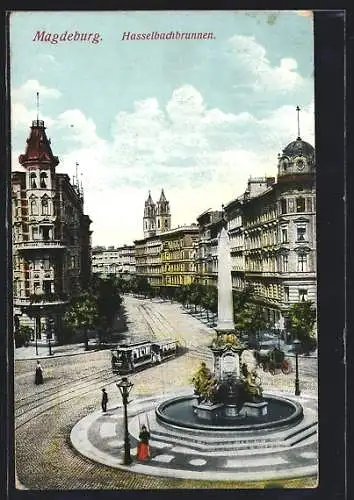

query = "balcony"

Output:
[[15, 240, 66, 251], [14, 293, 69, 308]]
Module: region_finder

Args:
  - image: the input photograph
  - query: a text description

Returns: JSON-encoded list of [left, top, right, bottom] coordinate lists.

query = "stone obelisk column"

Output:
[[216, 227, 235, 333], [212, 226, 240, 380]]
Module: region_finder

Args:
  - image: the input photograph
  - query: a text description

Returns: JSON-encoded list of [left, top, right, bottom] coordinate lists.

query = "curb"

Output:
[[70, 390, 318, 482], [15, 348, 101, 361]]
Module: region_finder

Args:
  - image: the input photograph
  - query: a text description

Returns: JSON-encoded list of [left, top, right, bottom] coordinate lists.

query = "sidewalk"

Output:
[[70, 389, 318, 483], [14, 340, 100, 361]]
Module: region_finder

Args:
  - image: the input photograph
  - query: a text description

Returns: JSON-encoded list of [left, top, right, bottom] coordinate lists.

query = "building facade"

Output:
[[92, 245, 136, 279], [134, 234, 162, 287], [195, 210, 223, 287], [160, 226, 199, 288], [224, 136, 316, 329], [12, 119, 92, 343]]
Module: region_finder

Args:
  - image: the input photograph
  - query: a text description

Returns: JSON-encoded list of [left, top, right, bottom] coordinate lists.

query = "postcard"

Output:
[[8, 9, 323, 492]]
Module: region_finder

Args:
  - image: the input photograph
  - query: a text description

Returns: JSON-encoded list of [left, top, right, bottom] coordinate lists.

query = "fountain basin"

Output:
[[156, 394, 303, 431]]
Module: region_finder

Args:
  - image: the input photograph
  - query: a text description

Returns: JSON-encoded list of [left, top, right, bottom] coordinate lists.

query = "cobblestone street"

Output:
[[14, 296, 318, 490]]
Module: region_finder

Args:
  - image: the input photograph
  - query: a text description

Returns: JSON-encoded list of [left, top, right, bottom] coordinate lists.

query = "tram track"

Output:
[[15, 370, 123, 430], [14, 298, 214, 433], [15, 368, 111, 406]]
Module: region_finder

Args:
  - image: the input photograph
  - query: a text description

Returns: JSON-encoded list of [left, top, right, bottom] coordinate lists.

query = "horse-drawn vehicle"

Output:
[[254, 347, 292, 375]]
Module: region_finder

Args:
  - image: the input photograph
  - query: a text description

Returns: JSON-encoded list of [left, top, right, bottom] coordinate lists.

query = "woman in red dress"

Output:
[[136, 425, 151, 460]]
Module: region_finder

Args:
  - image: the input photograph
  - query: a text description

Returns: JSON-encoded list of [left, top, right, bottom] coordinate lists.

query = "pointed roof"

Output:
[[158, 188, 167, 203], [145, 190, 155, 205], [18, 120, 59, 167]]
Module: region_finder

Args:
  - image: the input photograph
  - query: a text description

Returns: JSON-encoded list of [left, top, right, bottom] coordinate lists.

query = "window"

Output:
[[297, 226, 306, 241], [164, 220, 168, 227], [158, 219, 160, 228], [284, 286, 289, 302], [44, 257, 50, 271], [32, 226, 39, 240], [282, 255, 288, 272], [280, 199, 287, 214], [281, 228, 288, 243], [307, 198, 313, 212], [43, 281, 51, 294], [298, 289, 308, 302], [42, 198, 49, 215], [30, 199, 38, 215], [296, 197, 306, 212], [34, 282, 41, 295], [30, 173, 37, 189], [40, 172, 48, 188], [288, 198, 295, 213], [297, 254, 307, 272], [41, 226, 50, 240]]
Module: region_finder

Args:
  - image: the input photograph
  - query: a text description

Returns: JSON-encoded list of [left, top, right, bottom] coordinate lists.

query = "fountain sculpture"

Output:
[[192, 226, 268, 422], [156, 222, 303, 431]]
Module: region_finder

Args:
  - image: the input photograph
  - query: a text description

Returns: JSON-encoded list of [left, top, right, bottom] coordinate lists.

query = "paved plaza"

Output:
[[71, 389, 318, 482], [14, 296, 318, 489]]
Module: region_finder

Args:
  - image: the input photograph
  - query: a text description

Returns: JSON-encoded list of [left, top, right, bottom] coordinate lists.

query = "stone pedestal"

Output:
[[240, 401, 268, 418], [193, 402, 224, 422], [223, 405, 245, 420]]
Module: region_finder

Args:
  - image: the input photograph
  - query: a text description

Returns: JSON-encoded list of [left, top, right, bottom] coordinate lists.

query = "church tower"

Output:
[[155, 188, 171, 234], [143, 191, 156, 238]]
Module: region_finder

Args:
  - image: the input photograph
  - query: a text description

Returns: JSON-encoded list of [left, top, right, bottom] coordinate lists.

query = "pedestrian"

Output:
[[35, 360, 43, 385], [101, 388, 108, 412], [136, 424, 151, 461]]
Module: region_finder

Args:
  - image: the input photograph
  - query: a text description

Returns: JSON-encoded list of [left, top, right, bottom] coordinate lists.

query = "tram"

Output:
[[111, 338, 180, 374]]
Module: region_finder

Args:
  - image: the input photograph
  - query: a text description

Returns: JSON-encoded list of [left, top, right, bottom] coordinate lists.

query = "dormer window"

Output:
[[281, 158, 289, 171], [40, 172, 48, 188]]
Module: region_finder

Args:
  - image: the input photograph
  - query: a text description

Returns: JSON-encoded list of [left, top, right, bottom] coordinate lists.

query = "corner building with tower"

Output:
[[224, 133, 316, 330], [12, 119, 92, 344]]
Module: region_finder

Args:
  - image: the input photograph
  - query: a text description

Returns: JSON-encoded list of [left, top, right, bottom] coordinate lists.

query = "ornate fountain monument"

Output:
[[192, 226, 268, 422], [155, 223, 303, 432]]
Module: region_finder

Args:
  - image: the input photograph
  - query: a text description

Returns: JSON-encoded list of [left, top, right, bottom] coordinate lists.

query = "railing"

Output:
[[14, 295, 69, 306], [15, 240, 66, 250]]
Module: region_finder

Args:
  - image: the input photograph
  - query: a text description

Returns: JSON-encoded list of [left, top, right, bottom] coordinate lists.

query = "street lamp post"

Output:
[[117, 377, 134, 465], [35, 328, 39, 357], [293, 339, 301, 396], [48, 317, 55, 356]]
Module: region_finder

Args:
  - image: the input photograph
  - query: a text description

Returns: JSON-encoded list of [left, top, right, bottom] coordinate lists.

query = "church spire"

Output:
[[159, 188, 167, 203]]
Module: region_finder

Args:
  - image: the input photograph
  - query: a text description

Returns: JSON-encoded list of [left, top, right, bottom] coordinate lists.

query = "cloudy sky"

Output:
[[10, 10, 314, 247]]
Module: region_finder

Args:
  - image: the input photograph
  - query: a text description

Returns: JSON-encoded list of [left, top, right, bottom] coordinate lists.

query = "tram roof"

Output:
[[111, 339, 151, 350], [152, 339, 177, 345]]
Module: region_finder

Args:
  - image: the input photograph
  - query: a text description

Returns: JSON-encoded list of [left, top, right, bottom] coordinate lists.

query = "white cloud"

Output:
[[11, 82, 315, 247], [12, 79, 62, 103], [11, 102, 55, 129], [228, 35, 306, 93]]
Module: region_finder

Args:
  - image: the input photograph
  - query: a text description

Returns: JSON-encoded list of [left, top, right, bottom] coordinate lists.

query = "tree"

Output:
[[175, 285, 190, 307], [90, 277, 122, 341], [234, 303, 267, 347], [200, 285, 217, 321], [63, 293, 99, 350], [130, 276, 152, 297], [287, 301, 317, 354], [14, 325, 33, 348], [188, 283, 204, 313]]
